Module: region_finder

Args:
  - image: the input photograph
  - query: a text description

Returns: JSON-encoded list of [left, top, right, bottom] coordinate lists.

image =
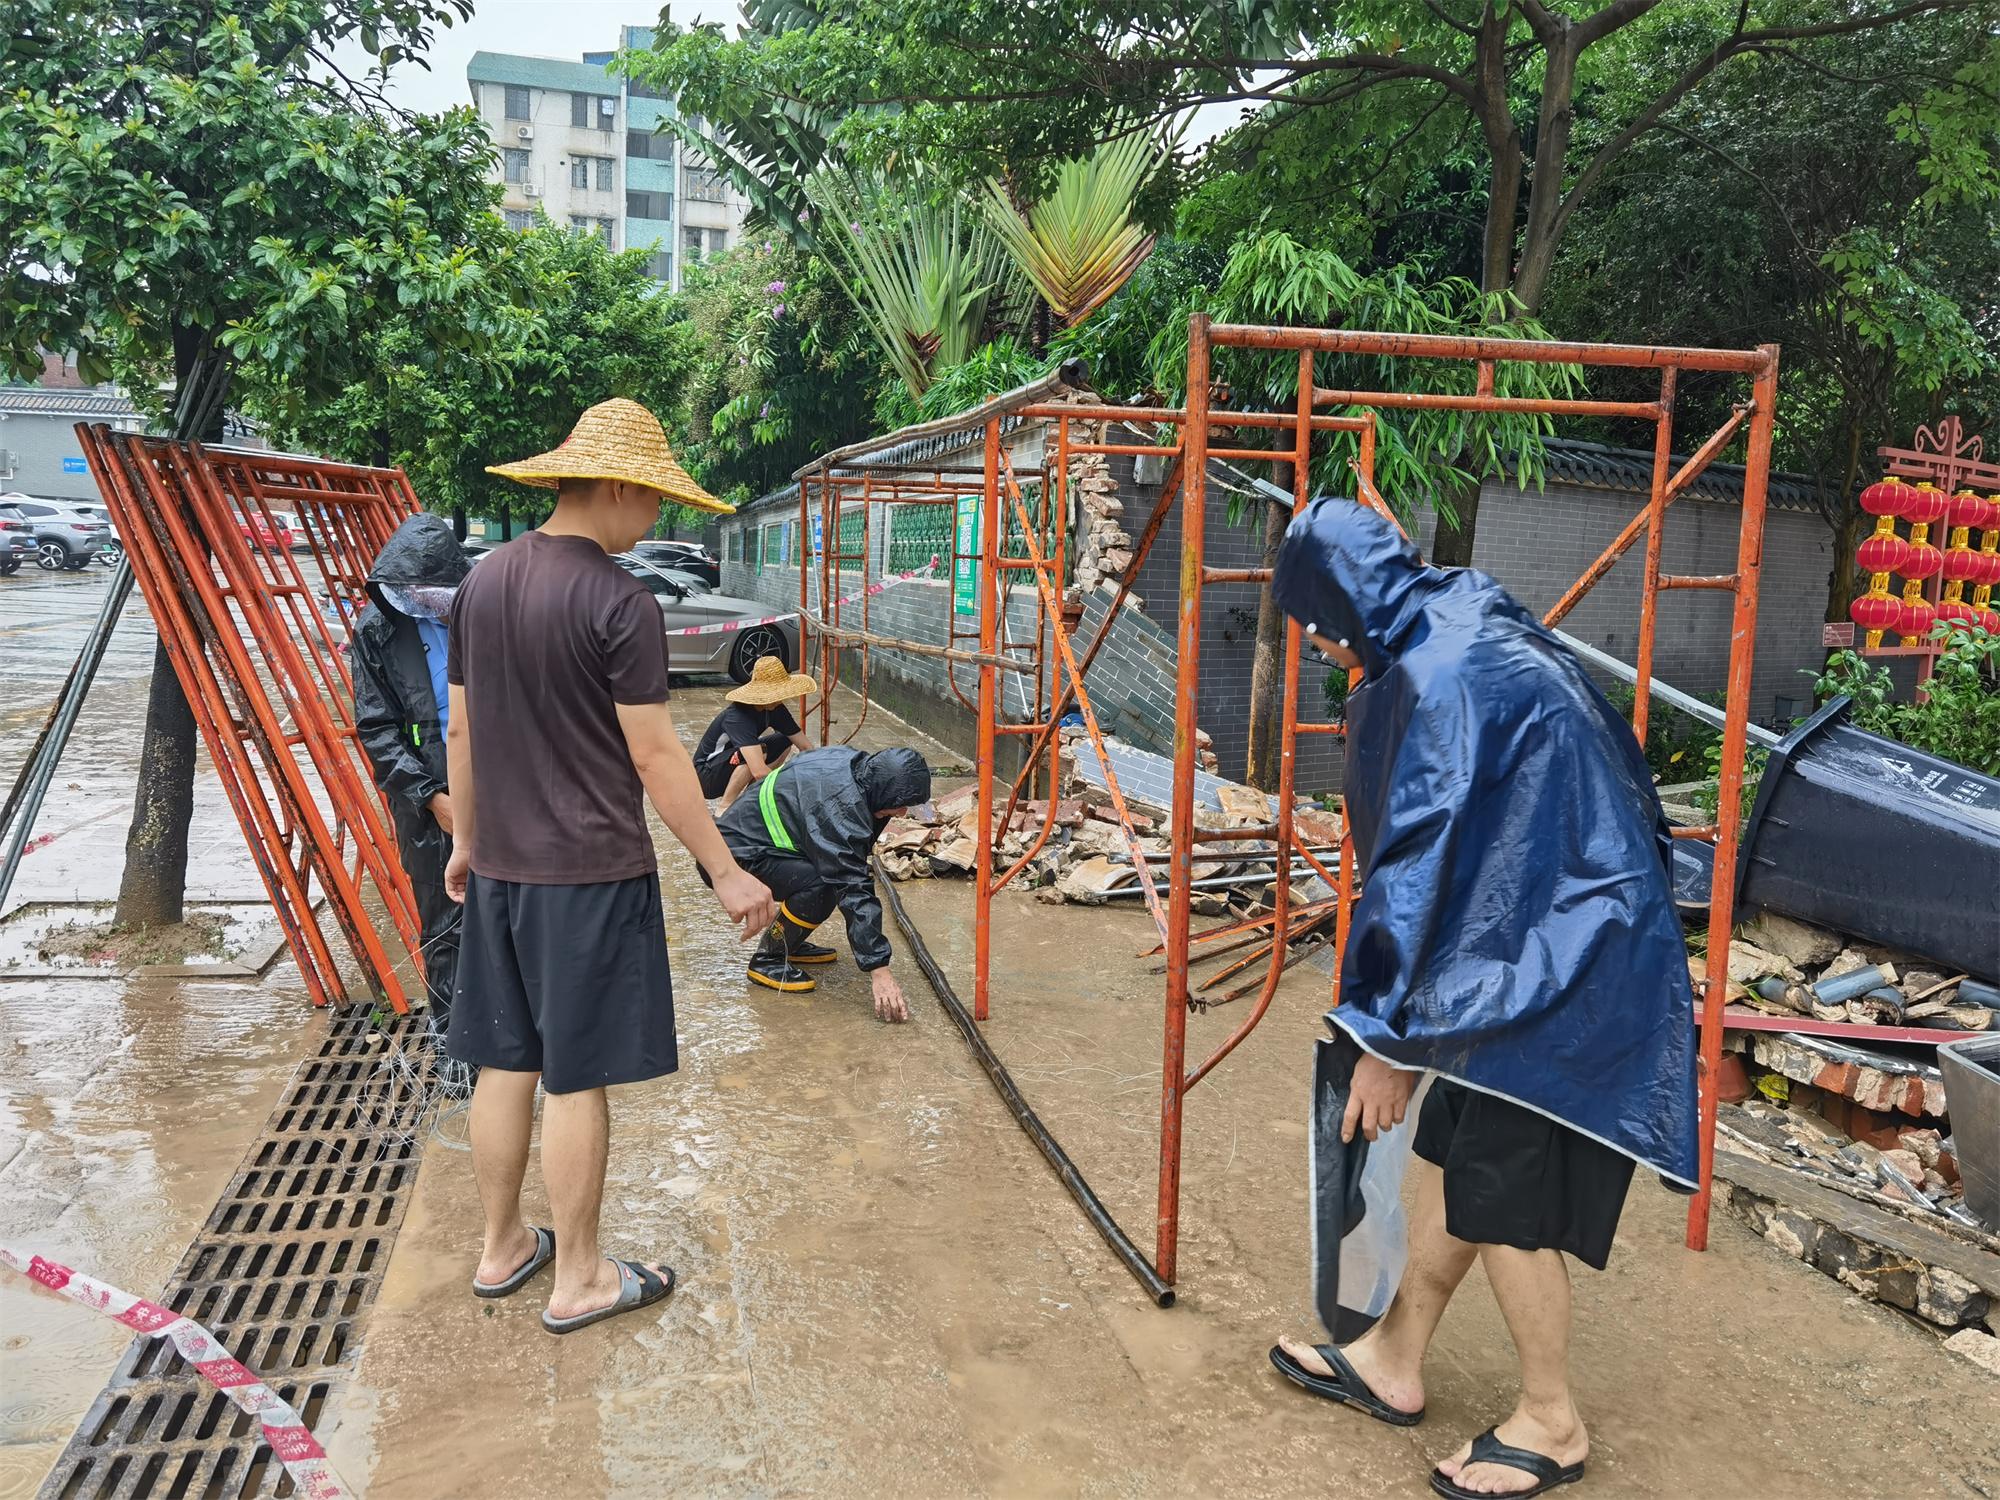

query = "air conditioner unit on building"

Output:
[[516, 125, 534, 140], [524, 184, 542, 198]]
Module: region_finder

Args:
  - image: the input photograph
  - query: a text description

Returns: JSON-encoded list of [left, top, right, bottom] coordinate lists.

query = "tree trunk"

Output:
[[450, 506, 467, 542], [1428, 472, 1484, 569], [1825, 417, 1866, 623], [1243, 488, 1291, 792], [115, 644, 201, 926], [114, 329, 220, 929], [1439, 11, 1528, 575]]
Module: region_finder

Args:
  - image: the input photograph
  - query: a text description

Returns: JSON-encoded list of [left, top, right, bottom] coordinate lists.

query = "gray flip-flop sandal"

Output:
[[542, 1258, 677, 1336], [472, 1226, 555, 1299], [1269, 1342, 1426, 1426], [1429, 1428, 1585, 1499]]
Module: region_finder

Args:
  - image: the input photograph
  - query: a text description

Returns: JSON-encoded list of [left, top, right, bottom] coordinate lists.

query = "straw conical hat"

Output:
[[486, 397, 731, 515], [727, 655, 820, 706]]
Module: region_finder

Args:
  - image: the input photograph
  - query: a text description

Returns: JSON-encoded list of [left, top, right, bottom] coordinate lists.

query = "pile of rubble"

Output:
[[880, 729, 1338, 916], [1704, 908, 1997, 1033], [1722, 1093, 1973, 1228], [1704, 907, 2000, 1370]]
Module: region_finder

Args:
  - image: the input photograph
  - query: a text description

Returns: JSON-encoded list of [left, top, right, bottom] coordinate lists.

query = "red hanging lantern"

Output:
[[1849, 592, 1901, 634], [1948, 489, 1996, 531], [1898, 596, 1936, 639], [1902, 540, 1944, 579], [1979, 607, 2000, 634], [1942, 544, 1985, 583], [1937, 600, 1978, 628], [1859, 477, 1910, 515], [1898, 481, 1950, 525], [1976, 549, 2000, 587], [1855, 533, 1908, 574]]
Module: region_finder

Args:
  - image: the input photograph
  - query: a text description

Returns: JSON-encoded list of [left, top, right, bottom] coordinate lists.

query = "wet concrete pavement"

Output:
[[3, 567, 1997, 1497], [0, 566, 322, 1496]]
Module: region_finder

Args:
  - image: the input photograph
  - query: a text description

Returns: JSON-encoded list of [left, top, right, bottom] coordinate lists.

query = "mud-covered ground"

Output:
[[3, 566, 1996, 1498]]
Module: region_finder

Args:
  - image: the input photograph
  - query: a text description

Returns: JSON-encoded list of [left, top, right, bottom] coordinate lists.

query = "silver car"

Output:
[[0, 504, 42, 574], [63, 500, 124, 565], [0, 494, 115, 570], [612, 553, 797, 682]]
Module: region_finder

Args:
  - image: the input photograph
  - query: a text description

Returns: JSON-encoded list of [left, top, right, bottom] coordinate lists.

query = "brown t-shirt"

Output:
[[446, 530, 671, 883]]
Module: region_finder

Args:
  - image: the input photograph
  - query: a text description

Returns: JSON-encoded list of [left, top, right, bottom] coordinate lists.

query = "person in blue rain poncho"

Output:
[[1264, 499, 1697, 1500]]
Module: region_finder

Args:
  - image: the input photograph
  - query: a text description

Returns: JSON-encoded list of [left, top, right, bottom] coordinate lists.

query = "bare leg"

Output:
[[1278, 1159, 1474, 1414], [470, 1067, 541, 1286], [1435, 1246, 1588, 1495], [541, 1086, 669, 1320], [718, 762, 753, 809]]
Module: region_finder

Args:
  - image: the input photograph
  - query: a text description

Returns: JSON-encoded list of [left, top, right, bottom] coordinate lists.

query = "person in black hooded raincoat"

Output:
[[710, 745, 931, 1022], [1265, 499, 1697, 1500], [350, 513, 471, 1036]]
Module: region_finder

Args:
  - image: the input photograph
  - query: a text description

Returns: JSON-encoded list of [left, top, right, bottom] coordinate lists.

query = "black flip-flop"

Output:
[[1268, 1342, 1425, 1427], [541, 1259, 677, 1336], [471, 1226, 555, 1299], [1429, 1427, 1585, 1499]]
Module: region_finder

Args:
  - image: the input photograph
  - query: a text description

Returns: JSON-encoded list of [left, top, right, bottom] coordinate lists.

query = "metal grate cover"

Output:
[[41, 1010, 435, 1500]]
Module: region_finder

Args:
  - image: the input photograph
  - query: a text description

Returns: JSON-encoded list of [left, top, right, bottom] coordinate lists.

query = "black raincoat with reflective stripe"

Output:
[[715, 746, 931, 971]]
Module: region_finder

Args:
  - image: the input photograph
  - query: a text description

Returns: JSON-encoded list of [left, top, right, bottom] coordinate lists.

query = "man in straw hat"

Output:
[[710, 744, 932, 1021], [444, 397, 777, 1335], [693, 654, 816, 807]]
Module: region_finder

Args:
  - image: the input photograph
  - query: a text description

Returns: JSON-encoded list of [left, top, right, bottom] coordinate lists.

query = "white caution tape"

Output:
[[668, 557, 939, 637], [1, 1245, 354, 1498]]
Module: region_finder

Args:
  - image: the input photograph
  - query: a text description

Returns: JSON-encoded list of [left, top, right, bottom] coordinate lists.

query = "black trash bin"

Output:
[[1735, 696, 2000, 984]]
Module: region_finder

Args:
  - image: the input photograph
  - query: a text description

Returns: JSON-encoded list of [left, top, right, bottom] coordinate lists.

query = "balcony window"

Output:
[[502, 148, 531, 184], [504, 85, 530, 120]]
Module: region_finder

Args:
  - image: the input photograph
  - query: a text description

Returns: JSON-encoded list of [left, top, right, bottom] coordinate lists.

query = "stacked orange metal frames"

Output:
[[792, 322, 1780, 1298], [77, 426, 424, 1013]]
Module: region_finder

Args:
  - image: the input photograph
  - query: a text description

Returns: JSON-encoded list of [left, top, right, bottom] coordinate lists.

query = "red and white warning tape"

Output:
[[668, 556, 940, 636], [1, 1245, 353, 1498]]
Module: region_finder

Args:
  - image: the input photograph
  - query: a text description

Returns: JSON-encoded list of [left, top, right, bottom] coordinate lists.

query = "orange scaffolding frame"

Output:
[[79, 426, 425, 1013], [793, 321, 1779, 1298]]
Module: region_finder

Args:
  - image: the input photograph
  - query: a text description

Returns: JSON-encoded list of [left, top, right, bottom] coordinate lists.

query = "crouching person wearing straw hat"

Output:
[[692, 655, 817, 808], [706, 745, 932, 1022], [445, 397, 776, 1335]]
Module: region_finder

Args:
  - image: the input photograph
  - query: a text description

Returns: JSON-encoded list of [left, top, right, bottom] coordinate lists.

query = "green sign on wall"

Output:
[[952, 494, 981, 617]]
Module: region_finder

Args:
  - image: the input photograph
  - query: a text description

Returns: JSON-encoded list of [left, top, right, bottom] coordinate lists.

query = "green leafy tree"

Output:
[[1059, 230, 1578, 787], [268, 223, 704, 539], [982, 133, 1170, 334], [1545, 8, 1999, 617], [2, 0, 518, 928], [806, 171, 1025, 397], [672, 240, 880, 502], [633, 0, 1977, 565]]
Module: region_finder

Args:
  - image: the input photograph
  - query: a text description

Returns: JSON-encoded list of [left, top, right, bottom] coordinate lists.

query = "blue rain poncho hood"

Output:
[[1274, 499, 1698, 1186]]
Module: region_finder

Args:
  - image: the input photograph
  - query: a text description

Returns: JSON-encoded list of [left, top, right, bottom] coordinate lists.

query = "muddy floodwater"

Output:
[[3, 567, 1997, 1497]]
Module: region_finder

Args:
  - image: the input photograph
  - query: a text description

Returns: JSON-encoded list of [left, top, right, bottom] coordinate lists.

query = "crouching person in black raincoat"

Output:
[[710, 746, 931, 1022], [350, 513, 471, 1037]]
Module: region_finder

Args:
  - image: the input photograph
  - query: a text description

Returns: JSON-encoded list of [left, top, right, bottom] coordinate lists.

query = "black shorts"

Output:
[[1414, 1080, 1635, 1270], [696, 734, 792, 799], [447, 871, 677, 1094]]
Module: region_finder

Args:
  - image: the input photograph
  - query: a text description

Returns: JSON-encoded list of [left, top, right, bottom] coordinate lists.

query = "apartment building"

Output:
[[465, 25, 749, 290]]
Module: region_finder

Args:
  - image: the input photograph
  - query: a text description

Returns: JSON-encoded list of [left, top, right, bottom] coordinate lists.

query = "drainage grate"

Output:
[[40, 1008, 436, 1500]]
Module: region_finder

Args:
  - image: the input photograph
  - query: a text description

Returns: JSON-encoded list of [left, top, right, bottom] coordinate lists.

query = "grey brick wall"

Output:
[[1409, 479, 1834, 724], [719, 464, 1834, 793]]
